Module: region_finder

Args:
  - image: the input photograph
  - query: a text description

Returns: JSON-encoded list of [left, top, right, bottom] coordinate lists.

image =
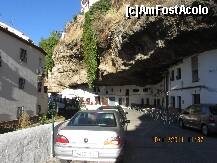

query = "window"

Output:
[[106, 90, 108, 94], [191, 56, 199, 82], [44, 86, 48, 93], [68, 112, 117, 127], [192, 70, 199, 82], [133, 89, 139, 93], [18, 78, 25, 89], [111, 88, 113, 92], [193, 94, 200, 104], [176, 68, 181, 80], [20, 48, 27, 62], [170, 70, 174, 81], [120, 89, 122, 92], [17, 106, 24, 118], [143, 88, 149, 92], [38, 82, 42, 92]]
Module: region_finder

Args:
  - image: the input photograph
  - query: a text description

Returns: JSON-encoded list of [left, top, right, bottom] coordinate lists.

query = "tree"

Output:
[[39, 31, 61, 75]]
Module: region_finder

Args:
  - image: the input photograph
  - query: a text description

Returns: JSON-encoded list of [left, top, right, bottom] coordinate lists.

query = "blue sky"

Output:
[[0, 0, 81, 45]]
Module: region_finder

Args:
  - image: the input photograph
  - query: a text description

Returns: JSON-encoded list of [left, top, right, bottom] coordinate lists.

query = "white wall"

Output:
[[0, 122, 63, 163], [168, 49, 217, 109], [0, 30, 47, 121], [96, 81, 165, 107], [0, 124, 51, 163]]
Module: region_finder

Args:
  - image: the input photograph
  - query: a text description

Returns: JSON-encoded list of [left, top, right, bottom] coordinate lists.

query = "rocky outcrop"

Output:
[[48, 0, 217, 91]]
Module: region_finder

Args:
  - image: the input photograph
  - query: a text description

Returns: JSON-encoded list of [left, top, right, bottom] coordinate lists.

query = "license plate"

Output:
[[73, 150, 99, 158]]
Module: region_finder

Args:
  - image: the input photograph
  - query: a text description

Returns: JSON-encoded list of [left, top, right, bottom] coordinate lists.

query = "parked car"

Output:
[[97, 106, 129, 130], [178, 104, 217, 136], [55, 110, 130, 162]]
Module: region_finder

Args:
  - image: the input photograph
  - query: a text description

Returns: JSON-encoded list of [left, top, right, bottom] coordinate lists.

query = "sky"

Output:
[[0, 0, 81, 45]]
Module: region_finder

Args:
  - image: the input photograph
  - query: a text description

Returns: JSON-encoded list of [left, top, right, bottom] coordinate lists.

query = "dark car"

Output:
[[178, 104, 217, 136], [97, 106, 130, 130]]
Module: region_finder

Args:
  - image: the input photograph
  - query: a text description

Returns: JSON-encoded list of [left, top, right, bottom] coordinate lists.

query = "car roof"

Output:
[[98, 106, 122, 109], [78, 109, 118, 114]]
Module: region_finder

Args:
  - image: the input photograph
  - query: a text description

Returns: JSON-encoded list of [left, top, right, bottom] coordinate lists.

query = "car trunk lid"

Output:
[[57, 126, 120, 148]]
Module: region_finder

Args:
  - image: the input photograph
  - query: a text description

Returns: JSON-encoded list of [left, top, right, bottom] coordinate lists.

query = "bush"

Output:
[[39, 114, 49, 125], [18, 112, 31, 129]]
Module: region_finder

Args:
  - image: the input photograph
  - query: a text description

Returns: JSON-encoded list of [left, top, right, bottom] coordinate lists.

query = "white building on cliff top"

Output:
[[81, 0, 100, 13]]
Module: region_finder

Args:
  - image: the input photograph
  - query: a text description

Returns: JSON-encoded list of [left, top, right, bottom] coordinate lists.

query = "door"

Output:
[[126, 97, 129, 107], [118, 98, 122, 105]]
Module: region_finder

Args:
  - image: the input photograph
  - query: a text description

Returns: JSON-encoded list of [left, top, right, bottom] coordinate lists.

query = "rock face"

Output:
[[48, 0, 217, 91], [48, 15, 88, 92]]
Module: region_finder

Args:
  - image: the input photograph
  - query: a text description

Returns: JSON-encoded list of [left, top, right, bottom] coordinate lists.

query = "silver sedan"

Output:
[[54, 110, 129, 162]]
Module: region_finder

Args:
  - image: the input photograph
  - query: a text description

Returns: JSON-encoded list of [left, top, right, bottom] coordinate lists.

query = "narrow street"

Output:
[[49, 109, 217, 163]]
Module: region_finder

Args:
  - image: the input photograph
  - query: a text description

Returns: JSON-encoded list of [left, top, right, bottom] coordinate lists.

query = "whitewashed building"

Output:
[[96, 82, 165, 107], [0, 22, 48, 121], [167, 49, 217, 110], [81, 0, 100, 13]]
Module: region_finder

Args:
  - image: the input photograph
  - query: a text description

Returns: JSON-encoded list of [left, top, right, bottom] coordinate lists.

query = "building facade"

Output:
[[96, 81, 165, 108], [96, 49, 217, 110], [167, 49, 217, 110], [0, 22, 48, 121]]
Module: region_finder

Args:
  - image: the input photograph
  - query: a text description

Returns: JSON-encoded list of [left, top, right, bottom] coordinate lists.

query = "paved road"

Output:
[[48, 109, 217, 163]]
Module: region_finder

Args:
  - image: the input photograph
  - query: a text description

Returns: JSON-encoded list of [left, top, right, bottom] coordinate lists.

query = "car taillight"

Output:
[[56, 135, 69, 143], [104, 136, 121, 145], [208, 116, 215, 123]]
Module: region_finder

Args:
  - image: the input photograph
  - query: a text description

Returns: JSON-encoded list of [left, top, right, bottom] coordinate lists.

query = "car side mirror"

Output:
[[125, 112, 128, 114], [125, 120, 130, 123]]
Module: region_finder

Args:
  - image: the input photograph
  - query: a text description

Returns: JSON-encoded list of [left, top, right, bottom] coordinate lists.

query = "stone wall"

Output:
[[0, 123, 62, 163]]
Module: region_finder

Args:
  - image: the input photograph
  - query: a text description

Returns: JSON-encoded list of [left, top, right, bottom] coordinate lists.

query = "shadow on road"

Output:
[[121, 109, 217, 163]]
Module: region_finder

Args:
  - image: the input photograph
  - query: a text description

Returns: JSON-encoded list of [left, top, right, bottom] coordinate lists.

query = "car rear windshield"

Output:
[[68, 112, 117, 127], [209, 106, 217, 115]]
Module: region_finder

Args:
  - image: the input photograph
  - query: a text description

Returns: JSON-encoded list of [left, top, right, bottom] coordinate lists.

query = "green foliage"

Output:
[[47, 101, 57, 118], [18, 112, 31, 129], [39, 32, 61, 75], [82, 0, 111, 88], [39, 114, 49, 125]]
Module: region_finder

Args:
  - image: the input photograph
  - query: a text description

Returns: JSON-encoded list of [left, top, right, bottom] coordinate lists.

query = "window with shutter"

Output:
[[18, 78, 25, 89], [20, 48, 27, 63]]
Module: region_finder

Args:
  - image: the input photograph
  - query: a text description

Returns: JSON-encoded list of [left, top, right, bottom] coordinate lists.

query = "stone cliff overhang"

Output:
[[95, 26, 217, 86]]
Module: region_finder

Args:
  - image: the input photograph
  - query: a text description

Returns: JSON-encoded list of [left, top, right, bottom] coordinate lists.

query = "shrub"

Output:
[[39, 114, 49, 125]]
